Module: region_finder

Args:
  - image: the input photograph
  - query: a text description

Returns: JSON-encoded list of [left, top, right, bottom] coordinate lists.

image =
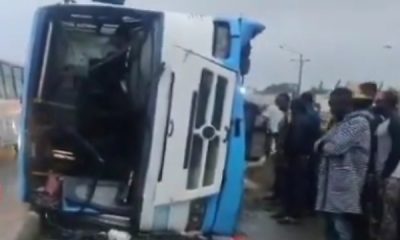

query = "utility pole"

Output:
[[279, 45, 310, 96], [291, 54, 310, 96]]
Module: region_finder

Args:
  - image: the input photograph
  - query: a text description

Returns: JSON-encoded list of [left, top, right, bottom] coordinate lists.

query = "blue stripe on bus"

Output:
[[18, 7, 49, 201]]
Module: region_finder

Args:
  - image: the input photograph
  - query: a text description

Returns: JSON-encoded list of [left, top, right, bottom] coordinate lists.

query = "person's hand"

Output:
[[314, 139, 323, 153], [315, 138, 333, 154], [322, 142, 335, 153]]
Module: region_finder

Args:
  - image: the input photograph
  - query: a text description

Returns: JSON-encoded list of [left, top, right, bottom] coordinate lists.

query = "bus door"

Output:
[[154, 47, 237, 205]]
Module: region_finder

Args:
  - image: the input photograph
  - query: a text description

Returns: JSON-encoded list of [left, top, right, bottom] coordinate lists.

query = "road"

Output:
[[240, 210, 323, 240], [241, 155, 324, 240], [0, 159, 28, 240], [0, 157, 323, 240]]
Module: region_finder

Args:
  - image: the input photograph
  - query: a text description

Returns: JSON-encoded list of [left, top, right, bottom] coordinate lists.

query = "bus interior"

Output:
[[27, 6, 163, 228]]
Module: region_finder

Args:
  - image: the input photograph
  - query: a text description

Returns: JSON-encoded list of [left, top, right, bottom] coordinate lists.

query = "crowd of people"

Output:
[[261, 82, 400, 240]]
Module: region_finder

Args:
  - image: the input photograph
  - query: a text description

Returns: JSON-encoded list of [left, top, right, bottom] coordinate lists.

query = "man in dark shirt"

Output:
[[301, 91, 321, 131], [301, 92, 322, 212], [375, 90, 400, 240], [277, 98, 317, 224]]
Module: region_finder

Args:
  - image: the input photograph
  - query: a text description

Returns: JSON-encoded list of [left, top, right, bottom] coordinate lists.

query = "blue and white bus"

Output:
[[19, 1, 264, 238]]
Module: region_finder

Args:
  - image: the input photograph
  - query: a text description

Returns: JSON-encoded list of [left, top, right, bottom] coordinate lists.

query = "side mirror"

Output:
[[240, 43, 252, 75]]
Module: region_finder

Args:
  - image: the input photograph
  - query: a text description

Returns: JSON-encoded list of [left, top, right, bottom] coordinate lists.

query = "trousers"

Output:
[[380, 177, 400, 240], [281, 156, 308, 217], [324, 213, 353, 240]]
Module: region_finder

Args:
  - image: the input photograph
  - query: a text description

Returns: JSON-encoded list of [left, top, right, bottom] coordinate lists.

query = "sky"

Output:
[[1, 0, 400, 90]]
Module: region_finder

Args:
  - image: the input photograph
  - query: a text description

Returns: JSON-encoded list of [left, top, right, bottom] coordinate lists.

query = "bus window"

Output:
[[12, 67, 23, 97], [2, 64, 16, 98], [212, 22, 231, 59]]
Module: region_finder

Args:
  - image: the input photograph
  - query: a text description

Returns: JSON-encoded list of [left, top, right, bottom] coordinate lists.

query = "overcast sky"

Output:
[[1, 0, 399, 90]]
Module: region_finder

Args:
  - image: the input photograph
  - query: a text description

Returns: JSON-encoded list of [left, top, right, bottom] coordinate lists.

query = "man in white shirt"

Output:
[[262, 104, 284, 161], [263, 103, 284, 136], [263, 93, 290, 204]]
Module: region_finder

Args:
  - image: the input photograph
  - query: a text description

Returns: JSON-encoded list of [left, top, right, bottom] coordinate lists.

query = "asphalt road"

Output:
[[240, 210, 324, 240], [0, 157, 324, 240], [241, 155, 324, 240], [0, 159, 28, 240]]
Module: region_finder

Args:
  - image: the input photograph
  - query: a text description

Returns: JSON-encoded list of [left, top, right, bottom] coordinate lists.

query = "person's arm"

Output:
[[382, 116, 400, 178], [314, 138, 325, 155], [322, 116, 370, 156]]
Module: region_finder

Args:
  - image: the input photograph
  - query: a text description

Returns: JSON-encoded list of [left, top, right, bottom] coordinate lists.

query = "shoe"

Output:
[[277, 216, 300, 225]]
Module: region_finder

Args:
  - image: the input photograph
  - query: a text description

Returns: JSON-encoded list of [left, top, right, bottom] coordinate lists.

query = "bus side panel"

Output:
[[18, 8, 50, 202]]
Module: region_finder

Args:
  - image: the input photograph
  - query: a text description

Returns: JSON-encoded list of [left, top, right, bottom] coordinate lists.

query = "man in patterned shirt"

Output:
[[315, 87, 372, 240]]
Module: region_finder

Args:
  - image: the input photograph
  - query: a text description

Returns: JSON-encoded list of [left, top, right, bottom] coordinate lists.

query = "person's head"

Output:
[[348, 82, 374, 110], [359, 82, 378, 100], [329, 87, 353, 121], [290, 98, 307, 117], [300, 92, 314, 105], [374, 90, 399, 117], [275, 93, 291, 112], [353, 98, 374, 110]]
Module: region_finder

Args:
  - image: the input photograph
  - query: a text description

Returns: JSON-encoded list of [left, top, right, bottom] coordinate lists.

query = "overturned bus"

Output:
[[18, 1, 264, 238]]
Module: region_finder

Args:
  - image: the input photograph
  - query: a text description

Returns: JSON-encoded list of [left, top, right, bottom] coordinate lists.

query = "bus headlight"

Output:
[[239, 86, 246, 94]]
